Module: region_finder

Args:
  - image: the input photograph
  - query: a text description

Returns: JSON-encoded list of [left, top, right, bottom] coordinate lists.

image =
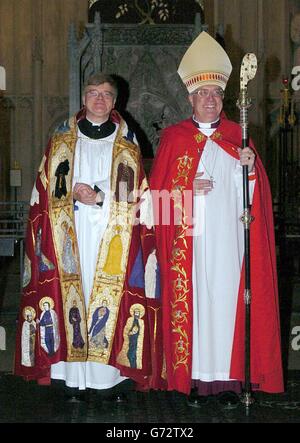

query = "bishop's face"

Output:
[[83, 82, 116, 124], [188, 85, 224, 123]]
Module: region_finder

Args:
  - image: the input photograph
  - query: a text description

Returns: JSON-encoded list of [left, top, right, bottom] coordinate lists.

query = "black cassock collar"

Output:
[[78, 118, 116, 139], [192, 117, 220, 129]]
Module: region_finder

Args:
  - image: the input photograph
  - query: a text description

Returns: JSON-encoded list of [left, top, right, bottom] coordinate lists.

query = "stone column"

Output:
[[32, 0, 44, 178]]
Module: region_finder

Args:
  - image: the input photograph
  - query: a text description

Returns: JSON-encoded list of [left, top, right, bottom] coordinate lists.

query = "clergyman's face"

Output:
[[83, 82, 116, 124], [188, 85, 224, 123]]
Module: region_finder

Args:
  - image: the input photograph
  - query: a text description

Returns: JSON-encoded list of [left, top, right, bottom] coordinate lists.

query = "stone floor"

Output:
[[0, 372, 299, 424]]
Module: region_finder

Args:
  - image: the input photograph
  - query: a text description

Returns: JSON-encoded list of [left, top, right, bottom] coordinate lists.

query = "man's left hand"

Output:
[[238, 147, 255, 173]]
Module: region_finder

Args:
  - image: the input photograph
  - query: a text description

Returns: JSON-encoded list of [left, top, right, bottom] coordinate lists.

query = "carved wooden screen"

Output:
[[69, 12, 205, 157]]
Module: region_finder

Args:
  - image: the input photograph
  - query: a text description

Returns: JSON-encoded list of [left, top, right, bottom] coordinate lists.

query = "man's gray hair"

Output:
[[83, 73, 118, 97]]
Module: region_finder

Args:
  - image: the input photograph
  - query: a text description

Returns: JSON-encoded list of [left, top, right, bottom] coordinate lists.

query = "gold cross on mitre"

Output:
[[0, 66, 6, 90]]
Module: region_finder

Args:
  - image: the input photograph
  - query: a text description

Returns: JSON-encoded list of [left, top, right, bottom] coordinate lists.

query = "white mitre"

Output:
[[177, 31, 232, 93]]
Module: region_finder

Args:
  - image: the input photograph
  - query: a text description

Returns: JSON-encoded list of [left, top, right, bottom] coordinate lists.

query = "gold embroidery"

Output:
[[49, 121, 77, 206], [67, 287, 86, 358], [170, 151, 192, 373], [60, 221, 79, 276], [141, 232, 155, 239], [40, 170, 48, 191], [31, 223, 36, 251], [47, 117, 87, 361], [39, 296, 54, 311], [124, 290, 145, 299], [172, 154, 193, 188], [172, 308, 188, 324], [87, 122, 140, 363], [88, 297, 110, 355], [21, 306, 37, 367], [148, 305, 160, 342], [38, 155, 46, 173], [29, 214, 42, 224], [161, 353, 167, 380], [194, 130, 222, 145], [22, 306, 36, 320], [211, 131, 222, 140], [24, 290, 37, 296], [53, 212, 80, 280], [39, 277, 60, 285], [102, 227, 123, 275], [38, 296, 60, 356], [63, 280, 87, 362], [194, 133, 206, 144], [38, 155, 48, 190], [30, 215, 42, 249], [116, 303, 145, 369]]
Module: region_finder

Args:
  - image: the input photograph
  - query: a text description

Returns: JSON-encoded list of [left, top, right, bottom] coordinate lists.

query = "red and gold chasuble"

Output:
[[15, 111, 165, 389], [150, 117, 283, 395]]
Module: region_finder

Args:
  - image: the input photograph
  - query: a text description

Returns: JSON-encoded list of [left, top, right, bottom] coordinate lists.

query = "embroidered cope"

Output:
[[15, 111, 165, 391]]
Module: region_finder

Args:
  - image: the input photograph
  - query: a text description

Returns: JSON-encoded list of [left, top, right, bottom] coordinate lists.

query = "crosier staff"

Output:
[[236, 53, 257, 409]]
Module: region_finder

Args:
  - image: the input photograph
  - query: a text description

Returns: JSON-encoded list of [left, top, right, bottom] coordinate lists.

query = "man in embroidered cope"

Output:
[[150, 31, 283, 409], [15, 72, 164, 401]]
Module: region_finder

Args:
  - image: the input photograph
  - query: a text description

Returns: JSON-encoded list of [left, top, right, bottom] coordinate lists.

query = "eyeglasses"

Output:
[[192, 88, 224, 99], [85, 89, 115, 100]]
